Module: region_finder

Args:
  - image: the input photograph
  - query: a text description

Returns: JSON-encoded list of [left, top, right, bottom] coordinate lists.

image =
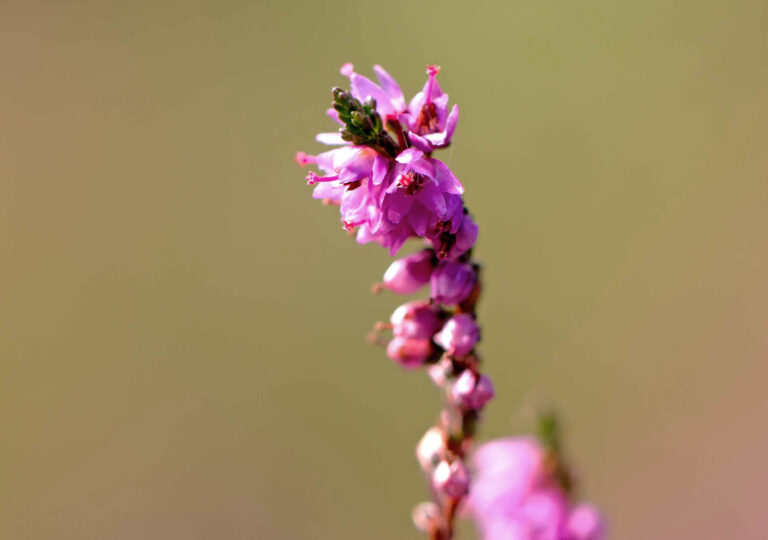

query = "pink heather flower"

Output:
[[390, 300, 444, 340], [434, 313, 480, 357], [382, 250, 435, 294], [430, 260, 476, 305], [377, 148, 464, 237], [404, 65, 460, 150], [416, 426, 446, 471], [433, 458, 470, 499], [467, 437, 605, 540], [451, 370, 495, 410], [565, 504, 605, 540], [386, 336, 434, 369]]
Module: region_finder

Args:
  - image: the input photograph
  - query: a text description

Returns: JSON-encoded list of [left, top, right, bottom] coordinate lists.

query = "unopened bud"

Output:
[[430, 260, 476, 305], [390, 300, 443, 339], [386, 336, 433, 369], [434, 313, 480, 357], [451, 370, 495, 410], [412, 502, 442, 534], [416, 427, 446, 471], [382, 250, 435, 294], [433, 459, 470, 499]]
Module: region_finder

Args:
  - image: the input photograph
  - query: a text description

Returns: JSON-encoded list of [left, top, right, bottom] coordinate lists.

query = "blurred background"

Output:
[[1, 1, 767, 538]]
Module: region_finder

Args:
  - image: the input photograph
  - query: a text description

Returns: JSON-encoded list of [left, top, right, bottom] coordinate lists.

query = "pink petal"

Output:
[[350, 73, 396, 117], [372, 154, 389, 185], [433, 159, 464, 195], [373, 64, 406, 112], [417, 182, 447, 217], [396, 148, 425, 164], [407, 132, 433, 153], [315, 132, 348, 145], [326, 107, 343, 126], [408, 205, 429, 236]]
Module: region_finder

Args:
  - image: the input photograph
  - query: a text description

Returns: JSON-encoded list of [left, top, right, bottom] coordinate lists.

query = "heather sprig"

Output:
[[296, 63, 604, 540]]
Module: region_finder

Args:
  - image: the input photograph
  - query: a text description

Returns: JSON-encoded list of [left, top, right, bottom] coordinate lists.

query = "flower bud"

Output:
[[412, 502, 442, 534], [433, 313, 480, 357], [430, 260, 475, 305], [416, 427, 446, 470], [566, 504, 606, 540], [381, 250, 435, 294], [451, 370, 495, 410], [390, 301, 443, 339], [433, 459, 470, 499], [386, 336, 433, 369]]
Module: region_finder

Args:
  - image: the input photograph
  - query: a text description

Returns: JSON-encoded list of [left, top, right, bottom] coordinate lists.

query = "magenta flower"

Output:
[[378, 148, 464, 238], [404, 65, 460, 150]]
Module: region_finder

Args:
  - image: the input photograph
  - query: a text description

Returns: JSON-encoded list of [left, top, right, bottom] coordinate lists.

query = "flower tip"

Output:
[[305, 171, 318, 185], [340, 63, 354, 77], [426, 64, 441, 76]]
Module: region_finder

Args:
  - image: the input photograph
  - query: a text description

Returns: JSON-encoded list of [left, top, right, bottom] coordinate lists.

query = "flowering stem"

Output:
[[300, 64, 489, 539]]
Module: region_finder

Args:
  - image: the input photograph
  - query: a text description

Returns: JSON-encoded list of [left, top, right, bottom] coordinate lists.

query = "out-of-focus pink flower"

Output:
[[467, 437, 606, 540], [565, 504, 605, 540]]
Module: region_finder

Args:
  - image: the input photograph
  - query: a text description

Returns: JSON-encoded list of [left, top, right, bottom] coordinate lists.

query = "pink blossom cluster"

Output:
[[467, 437, 605, 540], [296, 64, 472, 256]]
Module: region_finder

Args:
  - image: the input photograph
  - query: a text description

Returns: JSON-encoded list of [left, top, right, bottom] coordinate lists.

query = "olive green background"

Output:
[[1, 1, 767, 539]]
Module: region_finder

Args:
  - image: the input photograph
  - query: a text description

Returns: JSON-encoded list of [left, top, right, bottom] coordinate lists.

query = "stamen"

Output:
[[397, 171, 424, 195], [343, 218, 364, 231], [306, 171, 339, 185], [425, 65, 441, 105], [295, 151, 317, 166]]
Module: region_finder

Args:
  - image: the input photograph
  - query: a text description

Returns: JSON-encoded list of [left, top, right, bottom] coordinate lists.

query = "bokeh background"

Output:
[[2, 1, 767, 538]]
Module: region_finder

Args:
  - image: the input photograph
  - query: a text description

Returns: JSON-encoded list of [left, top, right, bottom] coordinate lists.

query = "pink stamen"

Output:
[[425, 65, 441, 105], [306, 171, 339, 185], [340, 63, 354, 77], [295, 151, 317, 166]]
